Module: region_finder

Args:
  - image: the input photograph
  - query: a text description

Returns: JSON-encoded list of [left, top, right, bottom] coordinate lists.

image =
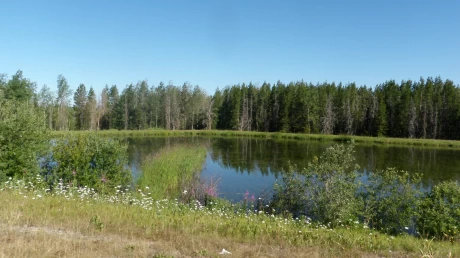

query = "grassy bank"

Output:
[[1, 182, 457, 258], [138, 145, 207, 199], [52, 129, 460, 148]]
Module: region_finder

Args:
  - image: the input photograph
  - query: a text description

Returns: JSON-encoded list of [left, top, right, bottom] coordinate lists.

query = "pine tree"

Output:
[[73, 84, 87, 130]]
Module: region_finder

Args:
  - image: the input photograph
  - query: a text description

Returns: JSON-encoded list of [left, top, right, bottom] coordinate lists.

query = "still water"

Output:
[[125, 136, 460, 202]]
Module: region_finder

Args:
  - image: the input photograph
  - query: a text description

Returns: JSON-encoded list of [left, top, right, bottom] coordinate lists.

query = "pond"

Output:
[[125, 136, 460, 202]]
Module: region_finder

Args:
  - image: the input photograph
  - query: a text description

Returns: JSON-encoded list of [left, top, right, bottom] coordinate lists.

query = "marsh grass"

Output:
[[52, 129, 460, 148], [137, 145, 207, 199]]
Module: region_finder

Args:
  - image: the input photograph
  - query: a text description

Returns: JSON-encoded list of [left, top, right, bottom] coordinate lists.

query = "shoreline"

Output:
[[51, 129, 460, 149]]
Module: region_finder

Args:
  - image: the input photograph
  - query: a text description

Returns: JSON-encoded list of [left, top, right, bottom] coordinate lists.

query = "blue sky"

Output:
[[1, 0, 459, 94]]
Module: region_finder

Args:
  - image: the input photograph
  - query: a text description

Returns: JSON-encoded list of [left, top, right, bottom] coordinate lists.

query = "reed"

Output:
[[137, 145, 207, 199]]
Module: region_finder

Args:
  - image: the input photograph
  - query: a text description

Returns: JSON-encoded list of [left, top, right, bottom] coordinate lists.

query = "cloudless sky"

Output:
[[1, 0, 459, 94]]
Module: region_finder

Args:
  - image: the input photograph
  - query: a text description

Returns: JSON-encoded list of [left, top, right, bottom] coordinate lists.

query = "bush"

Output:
[[44, 134, 131, 192], [272, 163, 308, 219], [361, 168, 421, 234], [418, 181, 460, 241], [272, 141, 363, 226], [271, 141, 424, 234], [0, 100, 49, 182]]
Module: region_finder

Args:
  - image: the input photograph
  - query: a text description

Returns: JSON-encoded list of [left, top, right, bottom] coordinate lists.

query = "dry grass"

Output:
[[0, 224, 395, 258], [0, 226, 155, 258]]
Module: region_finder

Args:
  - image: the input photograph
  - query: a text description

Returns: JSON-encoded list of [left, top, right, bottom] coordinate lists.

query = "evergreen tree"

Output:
[[374, 87, 387, 137], [86, 87, 97, 130], [108, 85, 119, 129], [4, 70, 35, 102], [74, 84, 87, 130]]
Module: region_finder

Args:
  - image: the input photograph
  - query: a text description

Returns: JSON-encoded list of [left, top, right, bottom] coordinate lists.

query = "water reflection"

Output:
[[124, 137, 460, 201]]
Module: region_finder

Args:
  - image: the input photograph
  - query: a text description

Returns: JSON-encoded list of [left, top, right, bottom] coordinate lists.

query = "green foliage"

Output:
[[90, 215, 105, 231], [0, 73, 6, 99], [418, 181, 460, 241], [362, 168, 421, 234], [47, 134, 130, 192], [375, 100, 388, 137], [0, 100, 50, 182], [73, 83, 87, 130], [56, 74, 73, 131], [304, 142, 362, 226], [4, 68, 460, 142], [271, 141, 425, 235], [272, 164, 306, 218], [3, 70, 35, 102], [272, 142, 362, 226], [4, 67, 460, 142]]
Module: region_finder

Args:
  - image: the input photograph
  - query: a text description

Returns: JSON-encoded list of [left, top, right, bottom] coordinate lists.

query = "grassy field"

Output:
[[52, 129, 460, 148], [1, 183, 457, 258]]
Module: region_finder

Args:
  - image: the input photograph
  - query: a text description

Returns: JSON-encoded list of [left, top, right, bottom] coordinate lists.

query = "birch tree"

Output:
[[56, 75, 72, 131]]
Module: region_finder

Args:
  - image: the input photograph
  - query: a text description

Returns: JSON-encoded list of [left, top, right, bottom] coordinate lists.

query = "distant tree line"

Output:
[[1, 70, 460, 140]]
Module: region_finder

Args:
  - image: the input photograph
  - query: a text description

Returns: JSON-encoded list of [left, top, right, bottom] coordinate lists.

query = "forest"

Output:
[[1, 70, 460, 140]]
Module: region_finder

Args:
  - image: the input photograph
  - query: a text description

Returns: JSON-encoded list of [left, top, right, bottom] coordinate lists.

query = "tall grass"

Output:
[[52, 129, 460, 148], [137, 145, 207, 199]]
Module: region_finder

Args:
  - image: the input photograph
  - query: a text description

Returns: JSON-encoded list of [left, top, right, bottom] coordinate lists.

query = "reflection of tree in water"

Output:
[[209, 138, 460, 188], [209, 138, 331, 177], [123, 137, 460, 189], [125, 137, 206, 166], [354, 145, 460, 188]]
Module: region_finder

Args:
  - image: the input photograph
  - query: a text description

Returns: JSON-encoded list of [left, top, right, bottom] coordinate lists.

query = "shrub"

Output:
[[303, 142, 362, 226], [271, 141, 424, 234], [0, 100, 49, 182], [44, 134, 130, 192], [361, 168, 421, 234], [272, 141, 363, 226], [418, 181, 460, 241], [272, 163, 308, 218]]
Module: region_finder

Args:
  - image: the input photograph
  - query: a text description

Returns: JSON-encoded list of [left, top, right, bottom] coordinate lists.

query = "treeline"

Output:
[[214, 78, 460, 139], [0, 71, 212, 131], [1, 70, 460, 140]]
